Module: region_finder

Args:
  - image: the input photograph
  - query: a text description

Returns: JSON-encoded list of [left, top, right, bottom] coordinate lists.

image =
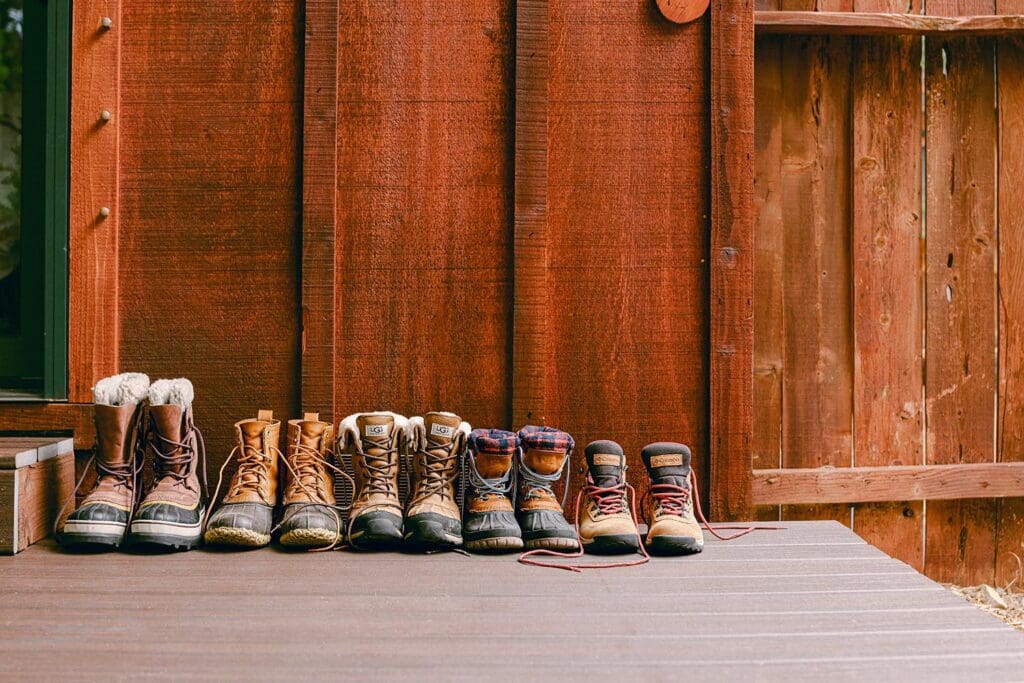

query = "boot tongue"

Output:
[[356, 414, 395, 453], [94, 403, 137, 467], [150, 404, 184, 443], [239, 418, 269, 451], [584, 440, 625, 487], [642, 444, 692, 489], [423, 412, 461, 448]]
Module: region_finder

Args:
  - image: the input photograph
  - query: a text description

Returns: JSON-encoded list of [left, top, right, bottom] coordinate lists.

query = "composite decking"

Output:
[[1, 521, 1022, 681]]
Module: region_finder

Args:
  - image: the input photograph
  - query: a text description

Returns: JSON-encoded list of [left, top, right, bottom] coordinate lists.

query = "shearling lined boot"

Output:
[[404, 412, 468, 549], [462, 429, 523, 552], [129, 379, 206, 550], [58, 373, 149, 549], [578, 440, 641, 554], [278, 413, 341, 549], [203, 410, 280, 548], [516, 425, 579, 551], [338, 411, 408, 549], [642, 442, 703, 555]]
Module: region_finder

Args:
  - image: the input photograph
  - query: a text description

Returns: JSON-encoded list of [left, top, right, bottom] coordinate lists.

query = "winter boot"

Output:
[[404, 412, 469, 549], [129, 379, 206, 550], [642, 442, 703, 555], [462, 429, 523, 552], [203, 410, 280, 548], [278, 413, 341, 549], [516, 425, 579, 551], [578, 440, 641, 554], [338, 411, 408, 549], [58, 373, 149, 549]]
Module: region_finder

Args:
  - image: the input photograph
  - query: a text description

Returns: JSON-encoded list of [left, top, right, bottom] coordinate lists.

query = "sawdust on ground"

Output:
[[946, 584, 1024, 632]]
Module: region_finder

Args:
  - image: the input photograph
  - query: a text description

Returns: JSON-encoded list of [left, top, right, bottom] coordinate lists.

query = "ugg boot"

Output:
[[578, 440, 640, 554], [404, 412, 469, 549], [516, 425, 579, 551], [203, 410, 281, 548], [58, 373, 149, 549], [129, 379, 205, 550], [642, 442, 703, 555], [278, 413, 340, 549], [462, 429, 523, 552], [337, 411, 408, 549]]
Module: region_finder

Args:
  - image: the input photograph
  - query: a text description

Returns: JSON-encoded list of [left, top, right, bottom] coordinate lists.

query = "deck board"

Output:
[[1, 521, 1020, 681]]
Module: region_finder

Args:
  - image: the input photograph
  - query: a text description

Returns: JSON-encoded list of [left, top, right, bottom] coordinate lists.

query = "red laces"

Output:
[[648, 482, 689, 516], [583, 480, 628, 515]]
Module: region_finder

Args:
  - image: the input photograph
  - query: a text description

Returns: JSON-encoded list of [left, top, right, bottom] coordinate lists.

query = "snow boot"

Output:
[[516, 425, 578, 551], [338, 411, 408, 549], [278, 413, 340, 549], [404, 412, 469, 549], [462, 429, 523, 552]]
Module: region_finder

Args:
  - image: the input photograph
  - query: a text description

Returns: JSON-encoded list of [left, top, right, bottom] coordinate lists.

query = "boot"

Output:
[[516, 425, 578, 551], [58, 373, 149, 549], [404, 412, 468, 549], [203, 410, 280, 548], [129, 379, 205, 550], [462, 429, 523, 552], [578, 440, 641, 554], [642, 442, 703, 555], [278, 413, 340, 549], [338, 411, 408, 549]]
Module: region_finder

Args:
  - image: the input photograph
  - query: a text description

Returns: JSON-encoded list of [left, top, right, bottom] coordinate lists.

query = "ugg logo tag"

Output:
[[364, 424, 387, 437], [593, 454, 620, 466], [430, 423, 454, 438], [651, 454, 683, 467]]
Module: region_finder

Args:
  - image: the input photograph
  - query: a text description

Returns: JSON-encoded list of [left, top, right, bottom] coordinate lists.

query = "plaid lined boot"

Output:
[[278, 413, 341, 549], [516, 425, 579, 551], [578, 440, 641, 554], [462, 429, 523, 552], [642, 442, 703, 555], [338, 411, 408, 549], [405, 412, 469, 549]]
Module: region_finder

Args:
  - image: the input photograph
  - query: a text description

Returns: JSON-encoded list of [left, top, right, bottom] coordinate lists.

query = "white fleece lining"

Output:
[[92, 373, 150, 406], [148, 378, 194, 408], [408, 414, 471, 451], [338, 411, 409, 449]]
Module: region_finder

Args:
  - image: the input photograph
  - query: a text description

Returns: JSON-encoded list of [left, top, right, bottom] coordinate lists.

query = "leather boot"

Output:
[[58, 373, 149, 549], [129, 379, 206, 550], [516, 425, 579, 551], [642, 442, 703, 555], [338, 411, 408, 549], [462, 429, 522, 552], [278, 413, 340, 549], [204, 410, 280, 548], [578, 440, 641, 554], [404, 412, 468, 549]]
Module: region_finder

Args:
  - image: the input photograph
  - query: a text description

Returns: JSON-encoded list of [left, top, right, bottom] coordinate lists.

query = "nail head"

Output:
[[101, 16, 112, 28], [99, 207, 110, 218], [100, 110, 111, 121]]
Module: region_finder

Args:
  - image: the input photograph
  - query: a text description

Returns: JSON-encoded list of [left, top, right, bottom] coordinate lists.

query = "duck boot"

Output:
[[58, 373, 149, 549], [129, 379, 206, 550], [338, 411, 408, 549], [404, 412, 469, 549], [279, 413, 340, 549], [462, 429, 523, 552], [579, 440, 641, 554], [516, 425, 579, 551], [203, 410, 281, 548], [642, 442, 703, 555]]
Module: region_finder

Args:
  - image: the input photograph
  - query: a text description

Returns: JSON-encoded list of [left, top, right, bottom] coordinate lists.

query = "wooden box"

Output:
[[0, 437, 75, 554]]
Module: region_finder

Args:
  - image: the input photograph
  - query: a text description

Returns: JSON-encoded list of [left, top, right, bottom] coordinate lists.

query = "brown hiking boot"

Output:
[[58, 373, 149, 549], [578, 440, 641, 554], [129, 379, 206, 551], [462, 429, 523, 552], [516, 425, 579, 551], [338, 411, 408, 549], [404, 412, 468, 549], [203, 410, 281, 548], [278, 413, 341, 549], [642, 442, 703, 555]]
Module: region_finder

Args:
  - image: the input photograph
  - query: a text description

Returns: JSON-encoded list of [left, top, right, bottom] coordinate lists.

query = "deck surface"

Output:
[[2, 521, 1022, 681]]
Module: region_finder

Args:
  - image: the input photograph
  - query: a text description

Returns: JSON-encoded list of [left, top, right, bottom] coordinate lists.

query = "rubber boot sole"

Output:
[[128, 517, 203, 551], [524, 536, 580, 551], [58, 520, 126, 549], [646, 535, 704, 556], [404, 514, 462, 550], [463, 536, 524, 552], [279, 527, 339, 548], [582, 533, 641, 555], [348, 513, 404, 550], [203, 526, 270, 548]]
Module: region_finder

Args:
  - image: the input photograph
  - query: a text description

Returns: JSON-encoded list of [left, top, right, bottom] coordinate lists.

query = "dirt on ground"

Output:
[[947, 584, 1024, 632]]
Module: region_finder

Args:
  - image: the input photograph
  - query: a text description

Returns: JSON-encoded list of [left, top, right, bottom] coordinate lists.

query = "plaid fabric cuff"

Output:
[[469, 428, 520, 455], [517, 425, 575, 452]]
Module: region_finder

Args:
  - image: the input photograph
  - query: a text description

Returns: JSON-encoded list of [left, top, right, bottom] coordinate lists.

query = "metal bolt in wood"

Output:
[[656, 0, 710, 24]]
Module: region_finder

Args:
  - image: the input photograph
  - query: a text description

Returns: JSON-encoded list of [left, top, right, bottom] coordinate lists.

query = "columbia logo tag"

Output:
[[364, 424, 387, 437], [431, 423, 454, 438]]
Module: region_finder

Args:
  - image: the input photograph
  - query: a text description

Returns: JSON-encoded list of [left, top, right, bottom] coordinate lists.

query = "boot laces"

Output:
[[517, 447, 571, 508], [149, 419, 207, 496], [355, 436, 400, 500], [227, 442, 272, 501], [286, 441, 332, 501], [583, 476, 628, 516], [409, 438, 459, 506], [647, 482, 691, 517], [463, 451, 514, 501]]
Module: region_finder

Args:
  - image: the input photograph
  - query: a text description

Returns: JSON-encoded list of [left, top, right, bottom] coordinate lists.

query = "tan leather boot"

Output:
[[578, 440, 641, 554], [462, 429, 523, 552], [203, 410, 280, 548], [130, 379, 206, 550], [404, 412, 468, 549], [338, 411, 408, 549], [516, 425, 579, 551], [642, 442, 703, 555], [279, 413, 340, 549], [58, 373, 149, 549]]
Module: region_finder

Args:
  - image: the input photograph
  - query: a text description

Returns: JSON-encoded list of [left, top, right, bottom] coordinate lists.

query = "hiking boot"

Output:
[[579, 440, 641, 554], [203, 410, 280, 548], [338, 411, 408, 549], [129, 379, 206, 550], [404, 412, 468, 549], [642, 442, 703, 555], [462, 429, 523, 552], [58, 373, 149, 549], [516, 425, 578, 551], [278, 413, 341, 549]]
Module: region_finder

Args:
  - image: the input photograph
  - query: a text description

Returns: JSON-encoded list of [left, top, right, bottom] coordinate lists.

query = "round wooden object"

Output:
[[655, 0, 710, 24]]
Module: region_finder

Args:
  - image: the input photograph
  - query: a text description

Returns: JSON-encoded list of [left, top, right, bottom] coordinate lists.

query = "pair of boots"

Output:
[[58, 374, 206, 551], [462, 425, 578, 552], [203, 412, 342, 550], [578, 441, 703, 556]]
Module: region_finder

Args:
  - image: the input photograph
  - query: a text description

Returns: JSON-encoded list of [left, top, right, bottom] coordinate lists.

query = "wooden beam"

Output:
[[755, 11, 1024, 35], [0, 404, 94, 449], [710, 0, 755, 521], [753, 464, 1024, 505]]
